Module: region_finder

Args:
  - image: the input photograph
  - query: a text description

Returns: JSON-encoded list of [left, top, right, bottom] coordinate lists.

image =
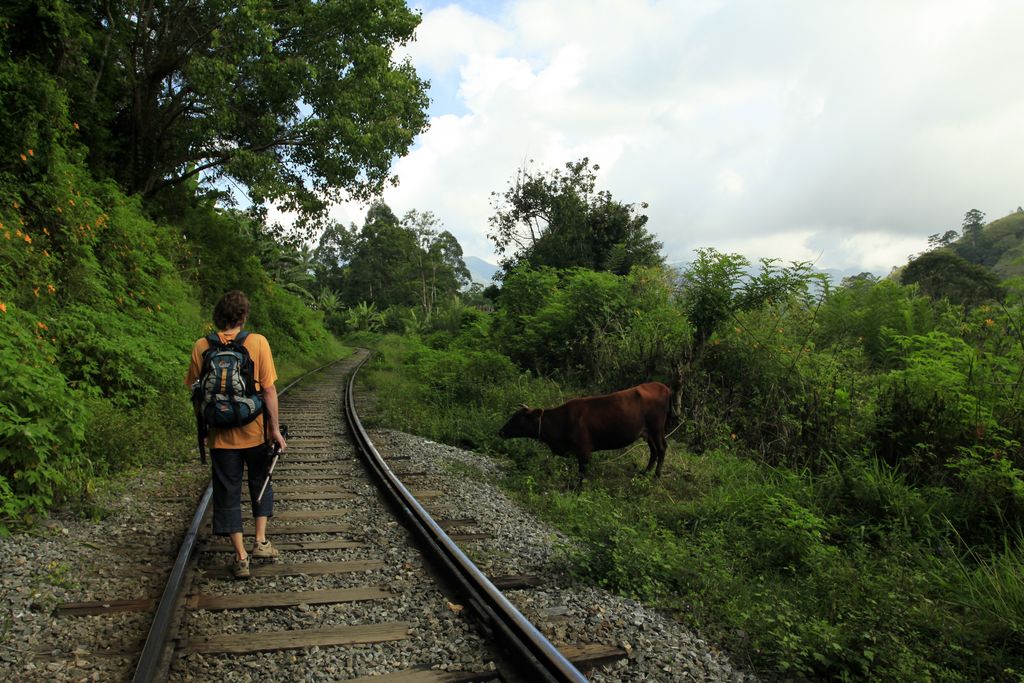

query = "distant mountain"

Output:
[[464, 255, 500, 284]]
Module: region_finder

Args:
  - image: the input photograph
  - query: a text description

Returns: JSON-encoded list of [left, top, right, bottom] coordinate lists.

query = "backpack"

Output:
[[193, 331, 265, 438]]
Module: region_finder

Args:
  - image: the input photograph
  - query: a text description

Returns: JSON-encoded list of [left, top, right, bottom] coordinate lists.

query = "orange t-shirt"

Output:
[[185, 330, 278, 450]]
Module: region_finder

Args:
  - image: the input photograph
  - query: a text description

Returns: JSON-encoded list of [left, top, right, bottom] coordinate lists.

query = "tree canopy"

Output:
[[901, 249, 1004, 307], [313, 202, 470, 315], [4, 0, 430, 224], [487, 158, 664, 276]]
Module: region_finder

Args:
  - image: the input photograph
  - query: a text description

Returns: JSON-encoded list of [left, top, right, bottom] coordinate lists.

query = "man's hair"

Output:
[[213, 290, 250, 330]]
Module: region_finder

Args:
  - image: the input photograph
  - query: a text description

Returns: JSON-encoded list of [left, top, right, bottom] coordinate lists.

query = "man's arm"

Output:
[[262, 384, 287, 451]]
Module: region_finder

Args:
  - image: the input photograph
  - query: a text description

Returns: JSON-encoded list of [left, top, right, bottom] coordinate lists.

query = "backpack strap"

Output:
[[205, 332, 222, 349], [230, 330, 262, 393]]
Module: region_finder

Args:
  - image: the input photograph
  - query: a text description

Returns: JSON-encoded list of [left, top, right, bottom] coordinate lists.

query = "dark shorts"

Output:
[[210, 444, 274, 536]]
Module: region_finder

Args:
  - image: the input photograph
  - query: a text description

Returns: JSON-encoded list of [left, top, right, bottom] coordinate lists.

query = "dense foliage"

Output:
[[0, 0, 427, 527], [358, 226, 1024, 679], [5, 0, 429, 223], [312, 202, 471, 323], [488, 158, 664, 275]]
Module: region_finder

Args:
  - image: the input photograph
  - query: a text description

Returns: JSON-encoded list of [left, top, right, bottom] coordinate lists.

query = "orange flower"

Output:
[[55, 207, 62, 214], [23, 234, 31, 244], [27, 149, 33, 156], [0, 302, 6, 314], [68, 198, 75, 206], [19, 153, 26, 161], [47, 284, 55, 294], [12, 201, 19, 209], [73, 122, 79, 130], [33, 287, 39, 297], [985, 318, 995, 327], [37, 321, 47, 330], [43, 250, 49, 257], [15, 229, 21, 237]]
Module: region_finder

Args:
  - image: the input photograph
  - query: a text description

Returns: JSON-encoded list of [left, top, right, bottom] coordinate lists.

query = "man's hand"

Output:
[[269, 428, 288, 453], [262, 384, 286, 452]]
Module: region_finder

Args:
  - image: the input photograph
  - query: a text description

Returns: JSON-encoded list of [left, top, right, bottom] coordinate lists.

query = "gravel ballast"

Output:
[[0, 465, 210, 682]]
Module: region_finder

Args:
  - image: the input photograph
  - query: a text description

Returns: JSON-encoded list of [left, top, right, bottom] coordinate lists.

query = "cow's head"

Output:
[[498, 404, 540, 439]]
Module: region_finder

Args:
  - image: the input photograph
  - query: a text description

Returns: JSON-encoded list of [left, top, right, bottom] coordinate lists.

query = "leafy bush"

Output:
[[872, 332, 1009, 478], [495, 265, 689, 388], [0, 305, 86, 523], [945, 446, 1024, 541], [814, 277, 940, 365]]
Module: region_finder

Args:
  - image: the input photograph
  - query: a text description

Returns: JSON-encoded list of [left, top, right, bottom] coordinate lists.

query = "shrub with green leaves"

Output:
[[872, 332, 1012, 476], [0, 119, 339, 530], [494, 265, 689, 388]]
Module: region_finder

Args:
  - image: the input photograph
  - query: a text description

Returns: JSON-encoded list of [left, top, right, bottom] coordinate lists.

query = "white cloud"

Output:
[[716, 170, 746, 196], [830, 232, 929, 275], [318, 0, 1024, 277], [400, 4, 511, 76]]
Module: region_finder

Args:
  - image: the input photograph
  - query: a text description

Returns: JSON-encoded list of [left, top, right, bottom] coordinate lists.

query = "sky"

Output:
[[310, 0, 1024, 276]]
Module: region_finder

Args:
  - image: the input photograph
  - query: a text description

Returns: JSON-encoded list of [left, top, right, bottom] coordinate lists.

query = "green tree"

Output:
[[677, 249, 823, 352], [901, 250, 1004, 308], [344, 202, 417, 307], [962, 209, 986, 246], [345, 300, 384, 332], [927, 230, 960, 249], [403, 210, 470, 318], [5, 0, 430, 222], [312, 221, 357, 294], [488, 158, 663, 275]]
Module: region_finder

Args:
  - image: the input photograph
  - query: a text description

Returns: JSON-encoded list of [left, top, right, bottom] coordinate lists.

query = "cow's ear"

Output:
[[519, 403, 529, 411]]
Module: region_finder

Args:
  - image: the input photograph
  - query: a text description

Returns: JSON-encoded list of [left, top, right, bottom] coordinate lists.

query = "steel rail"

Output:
[[345, 352, 589, 683], [131, 355, 346, 683]]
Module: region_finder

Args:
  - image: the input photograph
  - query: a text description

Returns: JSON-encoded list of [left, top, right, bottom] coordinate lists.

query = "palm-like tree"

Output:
[[345, 301, 384, 332]]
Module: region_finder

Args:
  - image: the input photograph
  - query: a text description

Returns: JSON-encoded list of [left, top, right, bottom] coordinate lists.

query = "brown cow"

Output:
[[498, 382, 671, 487]]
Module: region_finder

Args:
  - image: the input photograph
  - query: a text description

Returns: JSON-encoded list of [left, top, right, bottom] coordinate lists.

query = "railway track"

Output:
[[118, 349, 618, 681]]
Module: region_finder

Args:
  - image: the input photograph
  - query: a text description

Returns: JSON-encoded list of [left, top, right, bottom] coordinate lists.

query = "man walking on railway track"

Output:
[[185, 290, 288, 579]]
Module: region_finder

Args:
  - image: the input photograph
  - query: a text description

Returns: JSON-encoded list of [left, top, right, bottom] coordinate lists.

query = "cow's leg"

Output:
[[655, 437, 668, 477], [574, 449, 591, 490], [643, 437, 659, 473], [651, 413, 669, 477]]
